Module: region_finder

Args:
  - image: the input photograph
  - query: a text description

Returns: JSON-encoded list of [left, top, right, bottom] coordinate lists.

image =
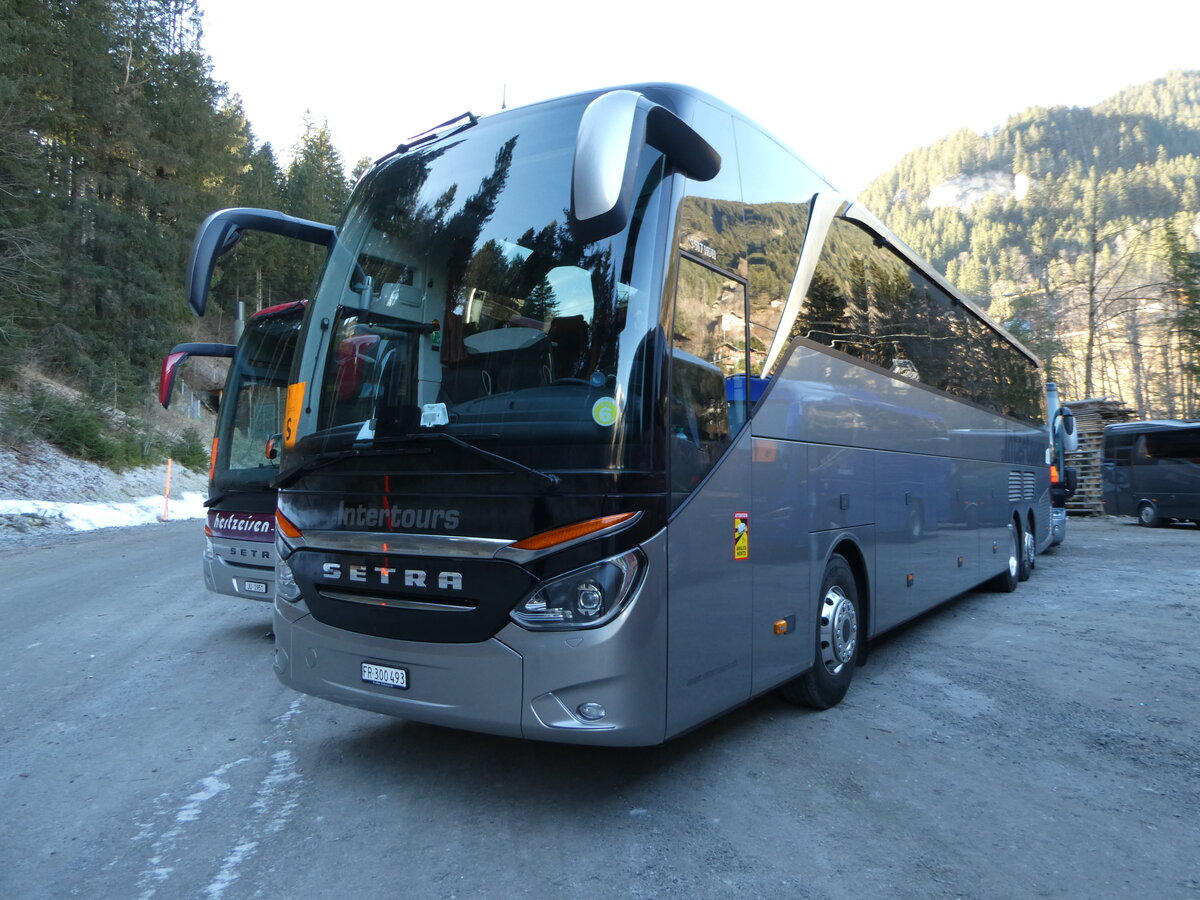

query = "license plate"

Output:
[[361, 662, 408, 690], [243, 580, 268, 594]]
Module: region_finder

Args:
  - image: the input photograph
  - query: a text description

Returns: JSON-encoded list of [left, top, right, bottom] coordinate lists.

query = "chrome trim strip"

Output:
[[762, 190, 846, 377], [294, 530, 513, 559], [292, 511, 643, 564], [319, 590, 476, 612]]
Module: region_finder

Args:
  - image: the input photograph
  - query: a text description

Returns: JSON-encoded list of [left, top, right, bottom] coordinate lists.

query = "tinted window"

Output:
[[735, 119, 824, 375], [794, 219, 1043, 423], [669, 256, 747, 506], [291, 100, 668, 475], [1143, 430, 1200, 463], [1104, 431, 1136, 463], [216, 309, 302, 489]]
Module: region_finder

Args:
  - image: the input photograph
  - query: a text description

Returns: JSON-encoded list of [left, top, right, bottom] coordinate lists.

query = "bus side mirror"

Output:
[[159, 342, 235, 408], [265, 434, 282, 460], [1063, 466, 1079, 497], [185, 208, 338, 316], [1056, 406, 1078, 453], [571, 90, 721, 243]]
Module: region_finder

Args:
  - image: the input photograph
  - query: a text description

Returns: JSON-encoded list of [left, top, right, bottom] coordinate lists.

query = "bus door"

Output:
[[665, 256, 754, 734], [1102, 431, 1136, 515]]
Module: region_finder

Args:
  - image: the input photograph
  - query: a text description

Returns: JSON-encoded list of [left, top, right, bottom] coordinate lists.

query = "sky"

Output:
[[196, 0, 1199, 195]]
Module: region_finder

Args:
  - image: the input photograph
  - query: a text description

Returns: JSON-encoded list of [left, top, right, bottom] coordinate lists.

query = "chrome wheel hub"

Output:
[[819, 586, 858, 674]]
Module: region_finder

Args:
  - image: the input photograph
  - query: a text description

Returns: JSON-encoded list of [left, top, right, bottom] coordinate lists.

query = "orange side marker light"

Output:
[[511, 512, 638, 551], [276, 508, 303, 540]]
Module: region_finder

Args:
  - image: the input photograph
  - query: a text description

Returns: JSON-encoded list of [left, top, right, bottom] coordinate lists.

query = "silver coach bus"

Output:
[[183, 85, 1054, 745]]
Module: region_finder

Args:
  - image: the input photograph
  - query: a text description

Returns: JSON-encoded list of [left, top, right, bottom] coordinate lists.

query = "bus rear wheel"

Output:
[[984, 526, 1019, 593], [780, 555, 860, 710], [1138, 502, 1162, 527], [1018, 526, 1035, 581]]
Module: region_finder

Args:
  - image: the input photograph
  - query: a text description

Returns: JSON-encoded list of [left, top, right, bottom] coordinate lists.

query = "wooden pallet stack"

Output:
[[1062, 397, 1137, 515]]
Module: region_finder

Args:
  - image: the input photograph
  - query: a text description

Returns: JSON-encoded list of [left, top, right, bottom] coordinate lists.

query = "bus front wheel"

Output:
[[1138, 502, 1162, 527], [780, 555, 860, 710]]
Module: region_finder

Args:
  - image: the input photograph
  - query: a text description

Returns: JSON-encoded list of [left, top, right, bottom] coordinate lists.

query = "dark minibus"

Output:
[[1102, 420, 1200, 526]]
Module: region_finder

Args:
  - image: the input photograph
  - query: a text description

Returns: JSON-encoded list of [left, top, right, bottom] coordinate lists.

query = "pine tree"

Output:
[[281, 116, 350, 298]]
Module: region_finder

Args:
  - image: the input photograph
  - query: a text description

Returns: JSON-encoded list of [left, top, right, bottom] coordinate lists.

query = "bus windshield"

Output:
[[288, 99, 667, 478], [214, 305, 303, 490]]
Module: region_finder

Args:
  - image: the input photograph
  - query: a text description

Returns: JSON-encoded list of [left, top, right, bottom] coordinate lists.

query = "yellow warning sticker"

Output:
[[734, 512, 749, 561]]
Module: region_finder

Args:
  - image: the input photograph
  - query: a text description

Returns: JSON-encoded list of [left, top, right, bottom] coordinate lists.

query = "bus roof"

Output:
[[251, 299, 307, 320]]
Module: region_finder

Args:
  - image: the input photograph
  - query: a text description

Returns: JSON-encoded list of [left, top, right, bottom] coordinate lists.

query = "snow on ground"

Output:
[[0, 438, 210, 546]]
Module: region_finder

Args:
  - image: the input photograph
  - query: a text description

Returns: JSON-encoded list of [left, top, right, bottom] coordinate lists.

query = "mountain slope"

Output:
[[860, 71, 1200, 417]]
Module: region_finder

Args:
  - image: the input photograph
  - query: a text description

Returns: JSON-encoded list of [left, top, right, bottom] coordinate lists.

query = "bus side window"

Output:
[[1133, 435, 1153, 466], [668, 255, 748, 506], [1104, 432, 1135, 465], [1145, 431, 1200, 465]]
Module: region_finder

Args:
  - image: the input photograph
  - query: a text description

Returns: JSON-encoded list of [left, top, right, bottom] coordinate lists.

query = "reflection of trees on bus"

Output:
[[791, 219, 1042, 423], [677, 197, 812, 377]]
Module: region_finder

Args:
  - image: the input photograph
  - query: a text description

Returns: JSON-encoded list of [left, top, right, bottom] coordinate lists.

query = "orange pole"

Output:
[[163, 458, 173, 521]]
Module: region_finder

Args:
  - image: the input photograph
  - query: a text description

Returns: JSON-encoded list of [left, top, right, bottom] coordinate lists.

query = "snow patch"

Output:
[[926, 171, 1031, 210], [0, 492, 207, 531], [0, 437, 209, 542]]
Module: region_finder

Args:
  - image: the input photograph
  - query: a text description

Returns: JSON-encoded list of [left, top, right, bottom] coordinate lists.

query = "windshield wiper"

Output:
[[373, 112, 478, 166], [273, 443, 432, 489], [273, 431, 559, 491], [358, 308, 437, 335], [381, 432, 560, 490]]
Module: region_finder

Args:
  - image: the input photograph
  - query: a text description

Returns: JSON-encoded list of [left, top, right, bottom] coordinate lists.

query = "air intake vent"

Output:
[[1008, 471, 1023, 503]]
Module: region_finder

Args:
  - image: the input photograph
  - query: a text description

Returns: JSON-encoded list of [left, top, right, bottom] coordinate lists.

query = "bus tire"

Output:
[[1018, 525, 1035, 581], [779, 555, 860, 710], [984, 526, 1019, 593], [1137, 502, 1162, 527]]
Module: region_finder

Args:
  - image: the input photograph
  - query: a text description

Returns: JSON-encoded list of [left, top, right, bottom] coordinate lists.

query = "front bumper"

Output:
[[1050, 507, 1067, 546], [203, 536, 276, 601], [272, 565, 668, 746]]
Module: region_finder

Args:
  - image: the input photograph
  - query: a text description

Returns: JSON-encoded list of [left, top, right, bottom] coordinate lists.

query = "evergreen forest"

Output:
[[0, 0, 354, 466], [860, 70, 1200, 418], [1, 2, 1197, 470]]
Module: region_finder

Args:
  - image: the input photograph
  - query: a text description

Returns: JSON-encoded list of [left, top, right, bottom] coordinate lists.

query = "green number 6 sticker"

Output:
[[592, 397, 618, 427]]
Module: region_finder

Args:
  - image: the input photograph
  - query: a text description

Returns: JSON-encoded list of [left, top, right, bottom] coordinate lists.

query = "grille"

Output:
[[318, 589, 477, 613]]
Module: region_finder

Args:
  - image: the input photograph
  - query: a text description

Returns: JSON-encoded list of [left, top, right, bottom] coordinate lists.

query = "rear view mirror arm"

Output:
[[185, 208, 338, 317]]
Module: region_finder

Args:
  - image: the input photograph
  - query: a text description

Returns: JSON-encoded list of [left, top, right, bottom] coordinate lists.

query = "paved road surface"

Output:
[[1, 518, 1197, 898]]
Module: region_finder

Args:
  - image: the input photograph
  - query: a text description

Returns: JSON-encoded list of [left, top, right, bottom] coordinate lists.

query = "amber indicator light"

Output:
[[511, 512, 638, 551], [276, 508, 303, 539]]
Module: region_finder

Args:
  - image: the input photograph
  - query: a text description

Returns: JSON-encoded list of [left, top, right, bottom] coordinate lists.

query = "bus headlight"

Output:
[[511, 549, 643, 630], [276, 555, 302, 603]]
